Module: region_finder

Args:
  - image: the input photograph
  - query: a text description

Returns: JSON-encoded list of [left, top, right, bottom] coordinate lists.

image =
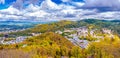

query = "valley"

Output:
[[0, 19, 120, 58]]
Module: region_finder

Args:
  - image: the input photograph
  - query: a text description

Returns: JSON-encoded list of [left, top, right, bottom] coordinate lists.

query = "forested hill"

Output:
[[29, 19, 120, 34], [0, 19, 120, 58], [77, 19, 120, 34], [7, 19, 120, 36]]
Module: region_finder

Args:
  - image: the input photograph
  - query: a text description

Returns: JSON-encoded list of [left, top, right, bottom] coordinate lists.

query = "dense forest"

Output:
[[0, 32, 120, 58], [0, 32, 80, 58]]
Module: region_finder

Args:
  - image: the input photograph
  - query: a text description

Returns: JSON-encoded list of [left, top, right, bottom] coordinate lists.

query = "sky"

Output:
[[0, 0, 120, 21]]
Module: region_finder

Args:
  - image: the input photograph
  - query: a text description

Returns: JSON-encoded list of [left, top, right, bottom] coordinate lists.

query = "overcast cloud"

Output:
[[82, 0, 120, 11]]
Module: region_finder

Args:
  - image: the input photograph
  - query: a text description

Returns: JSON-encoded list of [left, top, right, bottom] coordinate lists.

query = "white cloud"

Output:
[[0, 4, 49, 20], [0, 0, 120, 21], [79, 11, 120, 20], [24, 10, 48, 18], [61, 0, 70, 2], [72, 2, 85, 7], [40, 0, 61, 10], [25, 4, 40, 12], [0, 6, 21, 15]]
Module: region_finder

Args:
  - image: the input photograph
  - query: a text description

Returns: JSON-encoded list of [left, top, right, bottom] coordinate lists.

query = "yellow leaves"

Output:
[[113, 35, 120, 41], [70, 46, 84, 58], [100, 34, 120, 44], [32, 54, 40, 58], [87, 24, 95, 29], [30, 20, 73, 33], [6, 32, 75, 57], [88, 38, 120, 58]]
